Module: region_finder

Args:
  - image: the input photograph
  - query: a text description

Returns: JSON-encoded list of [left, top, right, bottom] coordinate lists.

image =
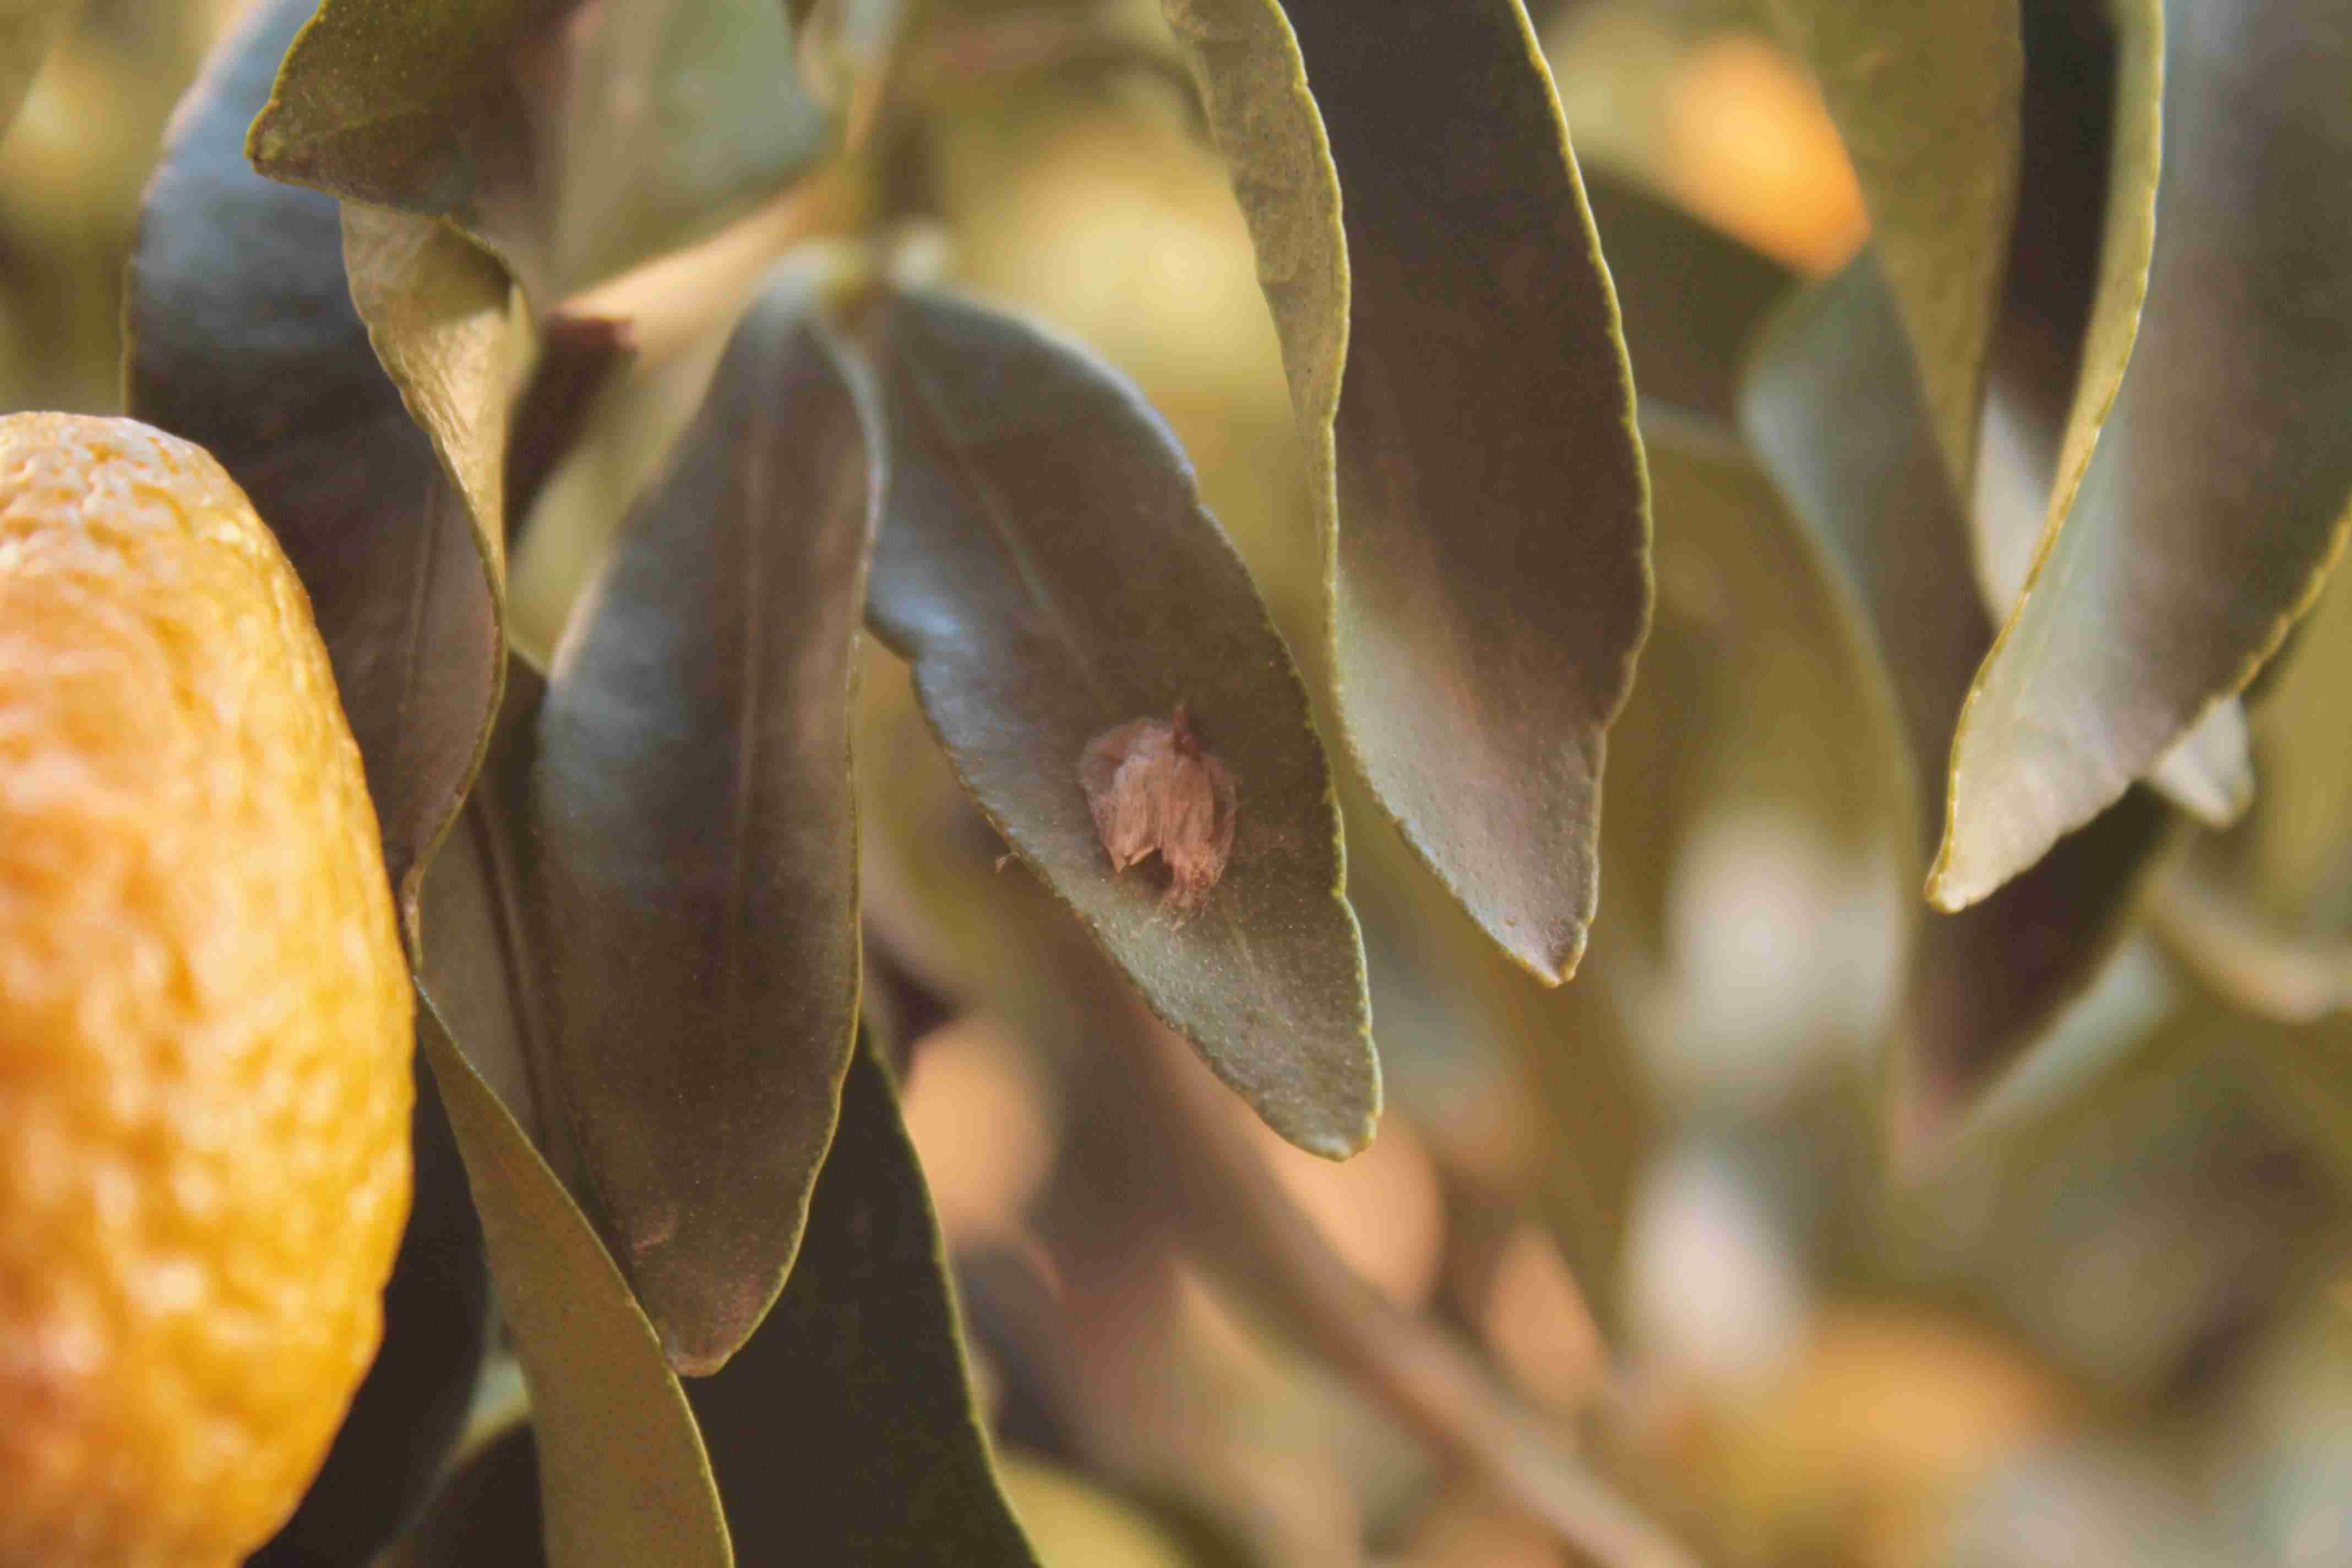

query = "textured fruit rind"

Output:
[[0, 413, 413, 1567]]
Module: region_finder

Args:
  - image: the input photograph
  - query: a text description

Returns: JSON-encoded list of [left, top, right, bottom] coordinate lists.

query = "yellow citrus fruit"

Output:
[[0, 413, 413, 1566]]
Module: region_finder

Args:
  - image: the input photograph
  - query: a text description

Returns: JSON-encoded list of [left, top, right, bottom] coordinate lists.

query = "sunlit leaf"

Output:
[[254, 1061, 492, 1566], [0, 0, 74, 135], [533, 265, 872, 1373], [1743, 257, 2169, 1145], [249, 0, 829, 301], [124, 0, 502, 933], [1757, 0, 2021, 495], [1935, 0, 2352, 910], [842, 285, 1376, 1159], [683, 1035, 1041, 1566], [1169, 0, 1650, 983], [416, 1011, 731, 1568]]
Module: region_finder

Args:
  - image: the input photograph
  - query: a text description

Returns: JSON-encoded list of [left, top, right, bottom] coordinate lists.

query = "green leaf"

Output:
[[842, 285, 1376, 1159], [248, 0, 829, 301], [1975, 0, 2249, 831], [1742, 257, 2168, 1144], [1934, 0, 2352, 910], [417, 1003, 732, 1568], [682, 1034, 1041, 1566], [1583, 169, 1793, 423], [1169, 0, 1651, 983], [254, 1059, 492, 1567], [1756, 0, 2022, 496], [340, 202, 521, 584], [996, 1453, 1204, 1568], [124, 0, 503, 933], [416, 666, 732, 1567], [531, 265, 872, 1374], [0, 0, 75, 137]]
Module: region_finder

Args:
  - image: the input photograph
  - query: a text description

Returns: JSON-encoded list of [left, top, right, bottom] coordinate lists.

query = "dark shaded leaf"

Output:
[[1583, 169, 1793, 423], [0, 0, 75, 136], [505, 313, 634, 537], [248, 0, 828, 301], [1757, 0, 2021, 494], [124, 0, 503, 935], [684, 1035, 1041, 1566], [416, 1005, 732, 1568], [1742, 257, 2168, 1147], [1935, 0, 2352, 908], [1169, 0, 1651, 983], [1976, 0, 2250, 827], [253, 1060, 493, 1567], [844, 286, 1376, 1158], [534, 267, 872, 1373]]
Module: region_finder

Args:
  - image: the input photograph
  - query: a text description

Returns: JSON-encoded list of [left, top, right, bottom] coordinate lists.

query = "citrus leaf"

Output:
[[1934, 0, 2352, 910], [1974, 0, 2251, 831], [416, 1008, 732, 1568], [124, 0, 502, 934], [1169, 0, 1650, 983], [1742, 257, 2168, 1144], [247, 0, 828, 302], [0, 0, 75, 137], [254, 1058, 492, 1567], [997, 1455, 1193, 1568], [841, 285, 1376, 1159], [683, 1033, 1041, 1566], [1757, 0, 2022, 496], [340, 202, 521, 586], [1584, 170, 1793, 423], [532, 265, 872, 1374]]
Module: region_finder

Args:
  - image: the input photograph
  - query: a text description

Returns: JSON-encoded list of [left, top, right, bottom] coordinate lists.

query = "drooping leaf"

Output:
[[1168, 0, 1651, 983], [683, 1035, 1041, 1566], [416, 1010, 728, 1566], [1935, 0, 2352, 909], [124, 0, 503, 933], [1743, 257, 2168, 1145], [532, 265, 872, 1373], [248, 0, 829, 302], [0, 0, 75, 136], [254, 1060, 492, 1567], [841, 285, 1376, 1158], [1756, 0, 2022, 496], [415, 667, 732, 1568], [1974, 0, 2250, 830]]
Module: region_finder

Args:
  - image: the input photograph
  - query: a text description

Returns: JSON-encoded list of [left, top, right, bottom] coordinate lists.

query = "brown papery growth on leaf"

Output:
[[1080, 704, 1238, 913]]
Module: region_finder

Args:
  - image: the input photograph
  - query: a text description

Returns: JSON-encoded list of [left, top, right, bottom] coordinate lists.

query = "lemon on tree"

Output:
[[0, 413, 412, 1567]]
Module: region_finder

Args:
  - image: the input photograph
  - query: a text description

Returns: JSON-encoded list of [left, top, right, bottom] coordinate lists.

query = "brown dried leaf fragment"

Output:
[[1081, 705, 1238, 913]]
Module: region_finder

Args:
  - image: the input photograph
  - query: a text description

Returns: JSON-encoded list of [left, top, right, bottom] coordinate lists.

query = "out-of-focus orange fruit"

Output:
[[0, 413, 412, 1567]]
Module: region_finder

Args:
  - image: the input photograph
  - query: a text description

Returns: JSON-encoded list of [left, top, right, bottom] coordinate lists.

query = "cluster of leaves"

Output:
[[6, 0, 2351, 1559]]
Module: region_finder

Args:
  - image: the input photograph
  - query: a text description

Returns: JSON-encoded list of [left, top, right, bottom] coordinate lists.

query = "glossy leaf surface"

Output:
[[1175, 0, 1651, 982], [684, 1036, 1041, 1565], [1744, 258, 2168, 1141], [846, 286, 1376, 1158], [249, 0, 827, 300], [535, 268, 871, 1373], [124, 0, 503, 929], [1937, 0, 2352, 909], [1758, 0, 2021, 494]]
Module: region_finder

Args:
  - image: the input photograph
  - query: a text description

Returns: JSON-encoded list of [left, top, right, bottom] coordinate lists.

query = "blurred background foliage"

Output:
[[11, 1, 2352, 1564]]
